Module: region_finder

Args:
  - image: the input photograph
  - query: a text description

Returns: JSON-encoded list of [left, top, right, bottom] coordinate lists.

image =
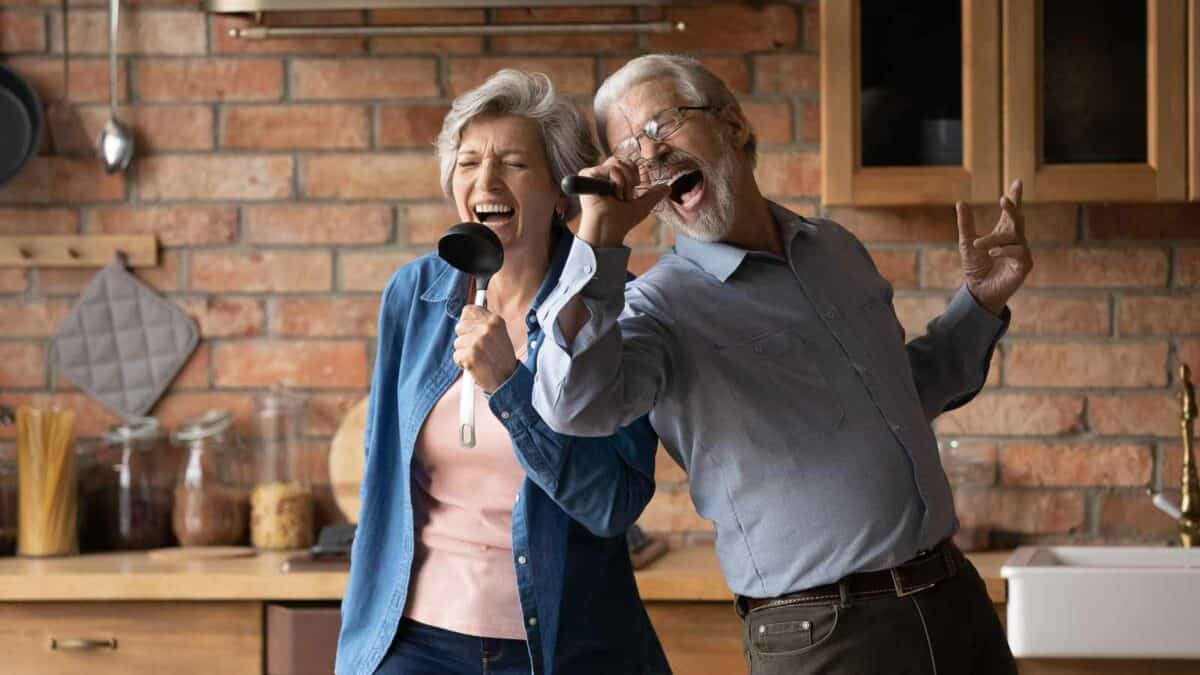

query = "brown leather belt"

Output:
[[739, 540, 963, 614]]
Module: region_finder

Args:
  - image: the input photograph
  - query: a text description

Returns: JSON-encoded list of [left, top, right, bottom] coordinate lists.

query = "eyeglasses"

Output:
[[612, 105, 711, 164]]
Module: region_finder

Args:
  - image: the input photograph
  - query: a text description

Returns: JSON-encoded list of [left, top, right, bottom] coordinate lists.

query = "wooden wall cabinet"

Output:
[[822, 0, 1190, 205]]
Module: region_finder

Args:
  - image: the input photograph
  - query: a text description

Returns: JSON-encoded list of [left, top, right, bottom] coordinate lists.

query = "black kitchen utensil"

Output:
[[561, 174, 617, 197], [437, 222, 504, 448], [0, 65, 42, 187]]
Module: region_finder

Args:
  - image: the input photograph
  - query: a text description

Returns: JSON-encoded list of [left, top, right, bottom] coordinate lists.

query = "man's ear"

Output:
[[719, 104, 752, 148]]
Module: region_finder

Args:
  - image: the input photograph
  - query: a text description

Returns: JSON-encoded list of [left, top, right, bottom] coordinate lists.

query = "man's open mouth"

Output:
[[669, 170, 705, 208]]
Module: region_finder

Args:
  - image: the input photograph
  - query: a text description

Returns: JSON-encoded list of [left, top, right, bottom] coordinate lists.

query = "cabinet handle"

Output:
[[50, 638, 118, 651]]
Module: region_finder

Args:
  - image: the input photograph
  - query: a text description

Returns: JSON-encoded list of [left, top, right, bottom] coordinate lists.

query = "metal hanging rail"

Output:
[[228, 20, 685, 40]]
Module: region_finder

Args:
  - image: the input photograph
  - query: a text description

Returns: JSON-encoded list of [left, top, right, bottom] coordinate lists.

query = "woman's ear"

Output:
[[554, 195, 568, 221]]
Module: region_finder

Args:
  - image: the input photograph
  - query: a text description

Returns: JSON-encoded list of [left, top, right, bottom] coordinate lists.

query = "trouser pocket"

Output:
[[744, 602, 839, 674]]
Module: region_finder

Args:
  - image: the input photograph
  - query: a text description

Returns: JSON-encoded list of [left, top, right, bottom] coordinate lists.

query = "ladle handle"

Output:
[[460, 288, 487, 448]]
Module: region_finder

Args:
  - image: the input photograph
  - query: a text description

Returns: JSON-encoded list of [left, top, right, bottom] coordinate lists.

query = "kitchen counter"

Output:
[[0, 545, 1009, 604]]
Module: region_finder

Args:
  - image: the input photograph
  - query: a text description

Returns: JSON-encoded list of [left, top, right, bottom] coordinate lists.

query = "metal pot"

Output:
[[0, 65, 42, 187]]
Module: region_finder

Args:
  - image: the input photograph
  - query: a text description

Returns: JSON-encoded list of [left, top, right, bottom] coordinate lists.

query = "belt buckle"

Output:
[[890, 567, 937, 598]]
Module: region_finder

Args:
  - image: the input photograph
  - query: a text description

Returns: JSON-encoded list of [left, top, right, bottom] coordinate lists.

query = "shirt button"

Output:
[[528, 616, 538, 626], [529, 340, 537, 349], [891, 423, 902, 433], [501, 411, 510, 420], [515, 492, 520, 503], [583, 265, 593, 275], [517, 555, 527, 565], [824, 309, 837, 319]]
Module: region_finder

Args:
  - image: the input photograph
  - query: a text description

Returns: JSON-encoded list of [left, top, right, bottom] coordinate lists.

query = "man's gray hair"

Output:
[[436, 69, 598, 224], [593, 54, 756, 165]]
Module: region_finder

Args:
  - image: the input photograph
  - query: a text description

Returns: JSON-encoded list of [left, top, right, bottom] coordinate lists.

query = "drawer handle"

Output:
[[50, 638, 118, 651]]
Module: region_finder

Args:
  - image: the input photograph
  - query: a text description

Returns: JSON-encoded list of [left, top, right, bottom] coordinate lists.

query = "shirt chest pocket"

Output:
[[714, 327, 845, 440]]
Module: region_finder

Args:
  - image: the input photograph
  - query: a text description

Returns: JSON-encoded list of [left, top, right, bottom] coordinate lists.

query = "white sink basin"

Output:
[[1001, 546, 1200, 659]]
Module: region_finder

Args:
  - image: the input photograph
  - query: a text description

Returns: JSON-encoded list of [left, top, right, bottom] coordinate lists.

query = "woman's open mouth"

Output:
[[473, 203, 515, 227]]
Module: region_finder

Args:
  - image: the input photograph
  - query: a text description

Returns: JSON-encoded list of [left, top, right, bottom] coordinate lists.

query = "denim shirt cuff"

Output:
[[488, 363, 540, 431]]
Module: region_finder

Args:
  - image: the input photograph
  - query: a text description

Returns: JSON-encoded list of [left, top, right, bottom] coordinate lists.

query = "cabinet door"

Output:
[[821, 0, 1002, 206], [1191, 0, 1199, 200], [1004, 0, 1187, 202]]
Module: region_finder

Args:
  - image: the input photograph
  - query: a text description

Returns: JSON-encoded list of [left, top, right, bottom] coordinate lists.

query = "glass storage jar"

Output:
[[79, 417, 176, 551], [171, 410, 248, 547], [250, 388, 313, 550]]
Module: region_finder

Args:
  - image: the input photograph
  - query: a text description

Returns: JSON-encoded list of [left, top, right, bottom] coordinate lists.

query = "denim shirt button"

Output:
[[529, 340, 537, 349], [501, 411, 511, 420], [517, 555, 527, 565], [528, 616, 538, 626]]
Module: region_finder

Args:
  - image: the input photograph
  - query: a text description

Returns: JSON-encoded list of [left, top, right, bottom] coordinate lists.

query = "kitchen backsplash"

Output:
[[1, 1, 1196, 547]]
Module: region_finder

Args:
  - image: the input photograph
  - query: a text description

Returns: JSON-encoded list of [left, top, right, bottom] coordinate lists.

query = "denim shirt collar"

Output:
[[420, 226, 573, 322], [673, 200, 818, 282]]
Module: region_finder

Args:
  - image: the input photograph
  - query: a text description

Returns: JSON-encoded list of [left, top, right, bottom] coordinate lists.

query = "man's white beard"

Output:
[[654, 146, 738, 243]]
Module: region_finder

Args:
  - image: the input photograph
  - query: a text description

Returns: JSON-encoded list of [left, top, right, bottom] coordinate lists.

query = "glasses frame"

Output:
[[612, 105, 712, 164]]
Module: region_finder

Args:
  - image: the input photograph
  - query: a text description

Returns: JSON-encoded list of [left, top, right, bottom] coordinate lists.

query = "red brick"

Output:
[[492, 7, 636, 53], [741, 101, 792, 146], [802, 1, 819, 50], [1175, 248, 1200, 287], [1178, 341, 1200, 376], [0, 208, 78, 234], [306, 392, 367, 436], [341, 251, 420, 292], [1005, 342, 1168, 388], [190, 250, 332, 293], [271, 297, 381, 337], [291, 57, 438, 100], [649, 4, 798, 52], [936, 393, 1084, 436], [864, 248, 916, 289], [165, 342, 209, 390], [798, 101, 819, 144], [0, 299, 72, 337], [892, 294, 948, 338], [0, 393, 120, 440], [1027, 249, 1168, 288], [178, 297, 265, 338], [1087, 203, 1200, 240], [151, 391, 256, 434], [136, 156, 293, 201], [1000, 443, 1152, 487], [754, 151, 819, 198], [214, 341, 369, 389], [1007, 294, 1110, 336], [368, 8, 483, 55], [754, 53, 819, 94], [245, 205, 392, 246], [987, 490, 1086, 534], [59, 9, 205, 55], [448, 57, 594, 97], [638, 487, 712, 533], [0, 342, 46, 388], [402, 203, 461, 244], [0, 157, 125, 204], [135, 59, 284, 102], [833, 207, 958, 245], [39, 250, 180, 293], [211, 13, 366, 55], [981, 203, 1078, 243], [1099, 492, 1181, 537], [302, 154, 440, 201], [222, 105, 369, 150], [4, 57, 128, 103], [67, 105, 215, 152], [1, 11, 46, 52], [1089, 394, 1176, 436], [0, 269, 28, 292], [87, 206, 236, 246], [379, 104, 451, 149], [1119, 296, 1200, 335], [654, 445, 686, 485]]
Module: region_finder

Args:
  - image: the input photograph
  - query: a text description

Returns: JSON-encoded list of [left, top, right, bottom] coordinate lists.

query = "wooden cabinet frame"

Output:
[[1003, 0, 1187, 202], [821, 0, 1002, 206], [1191, 0, 1199, 200]]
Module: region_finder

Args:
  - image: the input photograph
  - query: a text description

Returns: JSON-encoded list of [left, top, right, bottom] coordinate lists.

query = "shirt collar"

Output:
[[420, 226, 573, 320], [672, 201, 817, 283]]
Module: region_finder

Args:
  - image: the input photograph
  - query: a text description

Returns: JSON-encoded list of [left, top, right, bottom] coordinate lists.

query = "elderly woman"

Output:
[[335, 70, 670, 675]]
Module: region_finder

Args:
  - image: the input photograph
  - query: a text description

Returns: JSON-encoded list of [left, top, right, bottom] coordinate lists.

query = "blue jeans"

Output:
[[376, 619, 532, 675]]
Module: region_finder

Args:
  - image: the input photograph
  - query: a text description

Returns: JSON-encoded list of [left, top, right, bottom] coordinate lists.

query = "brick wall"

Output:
[[0, 1, 1195, 546]]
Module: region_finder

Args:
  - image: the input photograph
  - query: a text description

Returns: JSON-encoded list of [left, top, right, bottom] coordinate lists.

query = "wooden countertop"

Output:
[[0, 546, 1008, 604]]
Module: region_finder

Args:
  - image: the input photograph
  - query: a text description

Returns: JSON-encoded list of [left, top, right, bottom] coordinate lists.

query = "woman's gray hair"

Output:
[[436, 69, 599, 224], [593, 54, 756, 165]]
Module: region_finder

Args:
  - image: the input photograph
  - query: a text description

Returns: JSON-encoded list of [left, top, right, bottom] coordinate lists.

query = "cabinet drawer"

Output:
[[0, 601, 262, 675]]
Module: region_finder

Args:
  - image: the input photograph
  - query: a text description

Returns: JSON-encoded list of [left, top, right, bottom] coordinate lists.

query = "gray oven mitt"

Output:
[[50, 259, 199, 419]]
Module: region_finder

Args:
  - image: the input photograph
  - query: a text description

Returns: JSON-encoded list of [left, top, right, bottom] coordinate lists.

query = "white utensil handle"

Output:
[[459, 287, 488, 448]]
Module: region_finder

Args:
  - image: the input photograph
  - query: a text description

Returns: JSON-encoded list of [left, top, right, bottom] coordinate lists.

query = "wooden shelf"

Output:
[[0, 235, 157, 268]]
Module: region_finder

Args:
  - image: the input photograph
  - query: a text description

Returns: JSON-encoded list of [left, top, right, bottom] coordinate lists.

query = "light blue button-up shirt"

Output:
[[533, 202, 1008, 598]]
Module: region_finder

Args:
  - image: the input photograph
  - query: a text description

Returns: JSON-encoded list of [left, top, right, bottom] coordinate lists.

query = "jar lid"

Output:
[[103, 416, 162, 444], [172, 409, 234, 443], [255, 385, 306, 414]]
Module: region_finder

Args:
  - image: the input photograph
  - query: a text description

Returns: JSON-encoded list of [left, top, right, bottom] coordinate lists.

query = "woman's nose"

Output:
[[477, 159, 502, 190]]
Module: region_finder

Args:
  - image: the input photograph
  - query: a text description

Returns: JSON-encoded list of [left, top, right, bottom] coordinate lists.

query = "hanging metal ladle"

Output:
[[437, 222, 504, 448], [96, 0, 133, 174]]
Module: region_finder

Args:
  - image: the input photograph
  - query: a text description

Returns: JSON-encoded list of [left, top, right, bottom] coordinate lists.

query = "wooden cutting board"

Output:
[[328, 396, 369, 523]]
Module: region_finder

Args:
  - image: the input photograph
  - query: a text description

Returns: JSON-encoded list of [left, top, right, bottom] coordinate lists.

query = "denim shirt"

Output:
[[336, 229, 669, 675]]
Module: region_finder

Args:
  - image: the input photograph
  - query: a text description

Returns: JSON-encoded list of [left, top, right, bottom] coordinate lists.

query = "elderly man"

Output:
[[531, 54, 1030, 674]]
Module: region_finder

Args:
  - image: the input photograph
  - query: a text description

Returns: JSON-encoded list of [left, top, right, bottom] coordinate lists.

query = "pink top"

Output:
[[403, 374, 528, 640]]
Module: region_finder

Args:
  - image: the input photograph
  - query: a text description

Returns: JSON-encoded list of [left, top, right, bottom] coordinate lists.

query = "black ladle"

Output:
[[438, 222, 504, 448]]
